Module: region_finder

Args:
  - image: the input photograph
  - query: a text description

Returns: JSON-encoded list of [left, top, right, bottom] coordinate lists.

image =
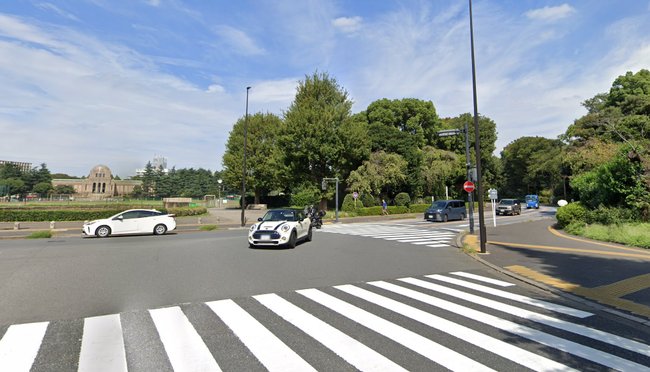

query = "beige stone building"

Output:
[[52, 165, 141, 199]]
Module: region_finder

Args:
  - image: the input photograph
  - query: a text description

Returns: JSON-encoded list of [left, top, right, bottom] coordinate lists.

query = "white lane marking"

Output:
[[400, 277, 650, 358], [450, 272, 515, 287], [385, 235, 454, 241], [371, 281, 649, 372], [428, 274, 593, 318], [78, 314, 127, 372], [206, 299, 315, 372], [0, 322, 48, 372], [297, 288, 495, 372], [149, 307, 221, 372], [341, 284, 575, 372], [254, 293, 407, 372]]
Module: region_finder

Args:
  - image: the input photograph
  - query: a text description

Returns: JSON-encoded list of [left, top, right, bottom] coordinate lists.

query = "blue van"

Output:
[[424, 200, 467, 222], [525, 195, 539, 209]]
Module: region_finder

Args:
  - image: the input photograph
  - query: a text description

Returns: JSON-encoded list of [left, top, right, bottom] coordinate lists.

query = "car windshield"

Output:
[[262, 210, 297, 222], [500, 199, 515, 205], [526, 196, 537, 201], [430, 201, 448, 209]]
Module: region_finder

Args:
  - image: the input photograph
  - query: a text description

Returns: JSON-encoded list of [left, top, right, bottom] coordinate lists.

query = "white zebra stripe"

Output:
[[78, 314, 127, 372], [0, 322, 48, 372], [338, 284, 576, 372], [428, 274, 593, 317], [254, 293, 408, 372], [297, 288, 495, 372], [149, 306, 221, 372], [369, 280, 650, 372], [207, 299, 316, 372], [399, 277, 650, 358], [450, 272, 515, 287]]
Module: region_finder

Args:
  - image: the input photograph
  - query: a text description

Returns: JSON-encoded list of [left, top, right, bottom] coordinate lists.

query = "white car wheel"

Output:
[[96, 225, 111, 238], [153, 224, 167, 235]]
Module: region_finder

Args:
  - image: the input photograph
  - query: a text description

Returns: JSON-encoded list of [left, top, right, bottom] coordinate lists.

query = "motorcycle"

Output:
[[307, 207, 324, 229]]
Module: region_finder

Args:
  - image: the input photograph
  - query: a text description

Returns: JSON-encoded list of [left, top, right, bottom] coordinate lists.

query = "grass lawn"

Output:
[[566, 222, 650, 249]]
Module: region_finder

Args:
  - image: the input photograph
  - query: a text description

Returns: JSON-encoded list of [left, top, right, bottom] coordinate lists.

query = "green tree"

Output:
[[140, 162, 156, 197], [0, 178, 26, 196], [420, 146, 464, 199], [347, 151, 408, 197], [281, 71, 354, 206], [53, 185, 75, 194], [0, 163, 23, 179], [363, 98, 443, 197], [223, 112, 286, 204], [32, 182, 53, 196]]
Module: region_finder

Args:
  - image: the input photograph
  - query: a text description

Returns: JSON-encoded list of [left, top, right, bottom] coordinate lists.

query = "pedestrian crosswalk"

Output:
[[1, 271, 649, 371], [320, 223, 459, 248]]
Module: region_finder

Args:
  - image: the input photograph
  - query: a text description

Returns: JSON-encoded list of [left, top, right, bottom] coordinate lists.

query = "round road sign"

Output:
[[463, 181, 475, 193]]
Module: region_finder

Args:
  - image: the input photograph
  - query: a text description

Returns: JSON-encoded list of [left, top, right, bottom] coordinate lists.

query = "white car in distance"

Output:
[[83, 209, 176, 238]]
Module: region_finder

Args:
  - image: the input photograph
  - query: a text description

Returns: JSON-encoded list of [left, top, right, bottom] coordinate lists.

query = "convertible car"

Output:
[[248, 208, 312, 248]]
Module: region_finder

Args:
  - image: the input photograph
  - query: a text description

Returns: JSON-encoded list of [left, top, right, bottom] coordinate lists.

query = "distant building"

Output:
[[135, 155, 169, 176], [0, 160, 32, 173], [52, 164, 141, 199]]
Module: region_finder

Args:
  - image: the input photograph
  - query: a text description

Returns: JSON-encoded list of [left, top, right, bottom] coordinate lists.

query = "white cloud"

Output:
[[525, 4, 576, 22], [213, 25, 265, 56], [35, 3, 80, 21], [332, 16, 362, 33]]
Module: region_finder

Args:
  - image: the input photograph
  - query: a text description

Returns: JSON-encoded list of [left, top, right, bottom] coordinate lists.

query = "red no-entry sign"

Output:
[[463, 181, 475, 193]]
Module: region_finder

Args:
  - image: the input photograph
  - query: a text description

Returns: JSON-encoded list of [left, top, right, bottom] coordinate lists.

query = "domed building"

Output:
[[52, 165, 141, 199]]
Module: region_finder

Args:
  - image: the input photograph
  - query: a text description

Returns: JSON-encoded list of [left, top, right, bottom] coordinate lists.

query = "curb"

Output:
[[458, 234, 650, 327]]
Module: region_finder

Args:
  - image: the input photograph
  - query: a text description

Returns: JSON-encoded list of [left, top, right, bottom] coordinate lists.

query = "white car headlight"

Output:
[[281, 224, 290, 232], [250, 224, 256, 232]]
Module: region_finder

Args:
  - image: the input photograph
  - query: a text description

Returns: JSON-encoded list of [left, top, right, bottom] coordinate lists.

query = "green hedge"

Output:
[[408, 204, 430, 213], [0, 207, 207, 222]]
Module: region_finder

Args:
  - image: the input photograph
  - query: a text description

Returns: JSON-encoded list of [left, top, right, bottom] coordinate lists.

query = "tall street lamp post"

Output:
[[469, 0, 487, 253], [217, 179, 222, 208], [241, 86, 251, 227]]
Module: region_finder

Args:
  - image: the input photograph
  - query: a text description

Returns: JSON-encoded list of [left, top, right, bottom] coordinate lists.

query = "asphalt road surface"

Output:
[[1, 214, 649, 371]]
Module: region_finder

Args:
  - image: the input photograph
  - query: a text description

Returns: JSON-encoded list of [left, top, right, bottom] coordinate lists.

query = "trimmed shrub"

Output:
[[408, 204, 430, 213], [555, 202, 588, 228], [0, 206, 207, 222], [360, 193, 375, 207], [394, 192, 411, 207], [388, 206, 409, 214], [356, 206, 383, 216], [342, 193, 364, 212]]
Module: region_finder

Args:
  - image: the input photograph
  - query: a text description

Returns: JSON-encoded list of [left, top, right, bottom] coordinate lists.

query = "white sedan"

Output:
[[248, 208, 312, 248], [83, 209, 176, 238]]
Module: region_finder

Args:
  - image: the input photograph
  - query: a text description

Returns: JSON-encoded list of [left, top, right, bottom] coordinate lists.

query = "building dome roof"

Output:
[[88, 164, 113, 179]]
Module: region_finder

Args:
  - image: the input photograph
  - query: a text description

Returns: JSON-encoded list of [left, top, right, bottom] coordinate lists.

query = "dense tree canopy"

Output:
[[222, 112, 285, 203]]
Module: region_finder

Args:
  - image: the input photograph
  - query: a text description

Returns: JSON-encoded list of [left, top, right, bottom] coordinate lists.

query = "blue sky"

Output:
[[1, 1, 649, 178]]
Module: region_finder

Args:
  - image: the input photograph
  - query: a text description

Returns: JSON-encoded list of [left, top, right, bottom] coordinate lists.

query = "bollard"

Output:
[[50, 221, 56, 229], [14, 222, 20, 230]]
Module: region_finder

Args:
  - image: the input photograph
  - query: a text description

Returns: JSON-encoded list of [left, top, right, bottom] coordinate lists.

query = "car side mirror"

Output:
[[257, 217, 263, 221], [115, 216, 123, 221]]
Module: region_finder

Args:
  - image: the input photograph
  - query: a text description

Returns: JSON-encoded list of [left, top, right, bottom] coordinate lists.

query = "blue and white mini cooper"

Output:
[[248, 209, 312, 248]]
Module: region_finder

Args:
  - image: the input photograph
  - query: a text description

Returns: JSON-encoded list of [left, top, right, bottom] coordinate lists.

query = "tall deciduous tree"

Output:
[[363, 98, 443, 197], [347, 151, 408, 197], [223, 112, 285, 204], [281, 71, 354, 206], [419, 146, 464, 199]]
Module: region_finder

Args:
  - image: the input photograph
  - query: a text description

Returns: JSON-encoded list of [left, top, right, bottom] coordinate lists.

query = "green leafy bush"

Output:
[[290, 185, 321, 208], [394, 192, 411, 207], [408, 204, 430, 213], [342, 193, 363, 212], [356, 206, 383, 216], [360, 193, 376, 207], [555, 202, 588, 228], [388, 206, 409, 214], [26, 231, 52, 239], [0, 206, 206, 222], [585, 206, 637, 225]]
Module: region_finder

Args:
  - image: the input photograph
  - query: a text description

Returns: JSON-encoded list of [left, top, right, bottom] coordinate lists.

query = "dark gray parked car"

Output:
[[424, 200, 467, 222], [496, 199, 521, 216]]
